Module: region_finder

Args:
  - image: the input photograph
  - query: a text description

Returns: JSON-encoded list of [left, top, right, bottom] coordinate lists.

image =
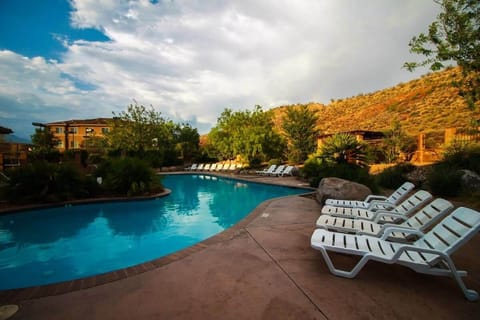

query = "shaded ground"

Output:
[[1, 173, 479, 319]]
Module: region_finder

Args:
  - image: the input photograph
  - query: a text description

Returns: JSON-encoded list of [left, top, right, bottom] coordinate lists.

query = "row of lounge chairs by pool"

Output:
[[255, 164, 295, 177], [184, 163, 244, 172], [310, 182, 480, 301]]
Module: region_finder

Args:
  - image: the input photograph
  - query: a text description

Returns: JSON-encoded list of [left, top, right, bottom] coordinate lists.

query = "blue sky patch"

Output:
[[60, 73, 97, 91], [0, 0, 109, 60]]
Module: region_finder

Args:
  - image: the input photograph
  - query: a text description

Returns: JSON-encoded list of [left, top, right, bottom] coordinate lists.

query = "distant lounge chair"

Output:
[[311, 206, 480, 301], [269, 165, 285, 176], [279, 165, 295, 177], [316, 198, 453, 242], [324, 182, 415, 210], [196, 163, 205, 171], [256, 165, 276, 175], [216, 164, 224, 171], [321, 190, 433, 223], [222, 164, 231, 171], [203, 164, 211, 171], [209, 163, 217, 171], [185, 163, 197, 171]]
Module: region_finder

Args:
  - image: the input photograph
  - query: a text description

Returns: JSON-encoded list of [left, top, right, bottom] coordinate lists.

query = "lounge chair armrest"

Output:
[[380, 226, 424, 240], [392, 244, 446, 261], [367, 200, 396, 211], [373, 212, 407, 223], [364, 195, 388, 203]]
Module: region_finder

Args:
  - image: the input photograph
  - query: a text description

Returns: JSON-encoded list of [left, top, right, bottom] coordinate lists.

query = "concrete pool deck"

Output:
[[1, 173, 480, 319]]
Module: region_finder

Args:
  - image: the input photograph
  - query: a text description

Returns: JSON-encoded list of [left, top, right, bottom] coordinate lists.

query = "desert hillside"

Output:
[[272, 67, 480, 137]]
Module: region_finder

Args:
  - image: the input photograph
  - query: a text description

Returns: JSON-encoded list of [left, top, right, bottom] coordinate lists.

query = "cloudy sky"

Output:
[[0, 0, 440, 139]]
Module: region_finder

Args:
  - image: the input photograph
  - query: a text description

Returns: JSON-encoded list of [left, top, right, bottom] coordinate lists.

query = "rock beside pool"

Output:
[[316, 177, 372, 204]]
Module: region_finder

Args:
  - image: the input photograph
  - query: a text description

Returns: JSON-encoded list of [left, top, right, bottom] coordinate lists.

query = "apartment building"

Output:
[[46, 118, 112, 152]]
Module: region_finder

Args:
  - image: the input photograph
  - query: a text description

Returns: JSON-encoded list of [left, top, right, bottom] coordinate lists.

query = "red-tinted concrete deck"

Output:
[[1, 174, 480, 319]]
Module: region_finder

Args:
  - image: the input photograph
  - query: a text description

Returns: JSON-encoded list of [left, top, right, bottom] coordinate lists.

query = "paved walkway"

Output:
[[1, 174, 480, 319]]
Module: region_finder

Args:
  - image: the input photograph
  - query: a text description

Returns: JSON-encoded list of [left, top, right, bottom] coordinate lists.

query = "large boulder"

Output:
[[316, 177, 372, 204], [460, 170, 480, 193]]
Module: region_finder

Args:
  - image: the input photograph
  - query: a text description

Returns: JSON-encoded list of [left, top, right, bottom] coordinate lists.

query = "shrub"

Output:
[[7, 161, 57, 203], [301, 155, 324, 187], [52, 162, 89, 200], [442, 143, 480, 174], [301, 156, 377, 192], [96, 157, 156, 196], [319, 133, 368, 166], [376, 163, 415, 189], [6, 161, 97, 203], [426, 163, 463, 196]]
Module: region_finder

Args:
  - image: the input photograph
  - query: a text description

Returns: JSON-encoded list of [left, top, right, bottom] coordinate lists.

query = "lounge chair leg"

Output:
[[440, 256, 479, 302], [318, 248, 369, 278]]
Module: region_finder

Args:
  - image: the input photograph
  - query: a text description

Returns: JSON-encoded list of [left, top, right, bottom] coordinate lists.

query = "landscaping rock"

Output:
[[316, 177, 372, 204], [460, 170, 480, 192]]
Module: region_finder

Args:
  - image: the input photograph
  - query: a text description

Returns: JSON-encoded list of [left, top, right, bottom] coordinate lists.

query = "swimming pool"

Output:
[[0, 174, 310, 290]]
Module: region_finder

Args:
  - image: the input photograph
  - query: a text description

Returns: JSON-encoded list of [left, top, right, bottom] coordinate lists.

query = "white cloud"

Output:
[[1, 0, 441, 137]]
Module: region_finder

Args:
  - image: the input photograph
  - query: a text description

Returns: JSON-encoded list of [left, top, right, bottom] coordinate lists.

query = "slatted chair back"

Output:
[[385, 182, 415, 205], [271, 165, 285, 175], [401, 198, 453, 231], [414, 207, 480, 262], [393, 190, 432, 215]]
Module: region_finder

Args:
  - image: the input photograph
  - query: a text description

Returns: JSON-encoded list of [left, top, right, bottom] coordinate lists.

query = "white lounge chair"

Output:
[[203, 163, 211, 171], [269, 165, 286, 176], [324, 181, 415, 210], [311, 206, 480, 301], [321, 190, 433, 223], [209, 163, 217, 171], [316, 198, 453, 242], [195, 163, 205, 171], [185, 163, 197, 171], [279, 165, 295, 177], [256, 165, 276, 175]]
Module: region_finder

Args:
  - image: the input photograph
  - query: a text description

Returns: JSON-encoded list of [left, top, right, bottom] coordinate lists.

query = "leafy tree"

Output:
[[382, 120, 417, 163], [281, 105, 319, 163], [404, 0, 480, 108], [108, 103, 171, 153], [30, 127, 60, 161], [173, 123, 200, 164], [208, 106, 285, 165]]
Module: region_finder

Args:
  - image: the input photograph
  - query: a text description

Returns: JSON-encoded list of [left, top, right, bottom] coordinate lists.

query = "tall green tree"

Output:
[[108, 103, 171, 153], [30, 127, 60, 161], [281, 105, 319, 163], [173, 123, 200, 163], [404, 0, 480, 108], [208, 106, 285, 165]]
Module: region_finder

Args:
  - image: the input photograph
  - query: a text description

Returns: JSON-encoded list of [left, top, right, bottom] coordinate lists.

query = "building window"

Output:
[[101, 127, 109, 134], [85, 127, 95, 134], [57, 141, 64, 148], [55, 127, 63, 134], [70, 127, 78, 134]]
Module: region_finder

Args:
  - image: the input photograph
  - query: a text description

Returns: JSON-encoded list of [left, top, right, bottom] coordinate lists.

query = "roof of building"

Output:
[[46, 118, 112, 126], [0, 126, 13, 134], [318, 130, 385, 140]]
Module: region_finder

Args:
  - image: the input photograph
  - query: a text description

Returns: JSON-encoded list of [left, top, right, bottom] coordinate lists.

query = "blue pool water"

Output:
[[0, 174, 310, 290]]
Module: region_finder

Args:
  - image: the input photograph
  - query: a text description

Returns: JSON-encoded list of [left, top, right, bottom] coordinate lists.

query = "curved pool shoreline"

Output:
[[0, 173, 315, 301]]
